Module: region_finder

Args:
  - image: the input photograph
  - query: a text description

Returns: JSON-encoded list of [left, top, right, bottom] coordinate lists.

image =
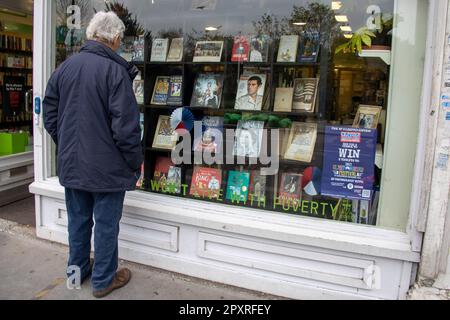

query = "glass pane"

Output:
[[51, 0, 429, 230]]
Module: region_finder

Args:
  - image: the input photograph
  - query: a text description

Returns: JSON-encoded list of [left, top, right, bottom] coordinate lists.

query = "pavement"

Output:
[[0, 197, 282, 300], [1, 196, 449, 300]]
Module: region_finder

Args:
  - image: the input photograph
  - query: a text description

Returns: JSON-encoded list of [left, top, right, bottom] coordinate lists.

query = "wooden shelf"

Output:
[[0, 67, 32, 74], [0, 48, 33, 56]]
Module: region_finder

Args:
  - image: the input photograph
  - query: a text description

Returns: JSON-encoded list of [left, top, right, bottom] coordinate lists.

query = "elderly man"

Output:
[[43, 11, 143, 298]]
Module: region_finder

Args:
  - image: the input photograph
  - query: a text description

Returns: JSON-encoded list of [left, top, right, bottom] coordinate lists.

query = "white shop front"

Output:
[[30, 0, 446, 299]]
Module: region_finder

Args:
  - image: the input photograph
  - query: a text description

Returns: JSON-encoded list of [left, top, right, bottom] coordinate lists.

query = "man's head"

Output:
[[86, 11, 126, 52], [247, 76, 262, 96]]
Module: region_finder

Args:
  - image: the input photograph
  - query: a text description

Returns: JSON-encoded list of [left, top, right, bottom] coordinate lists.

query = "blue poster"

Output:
[[321, 126, 377, 201]]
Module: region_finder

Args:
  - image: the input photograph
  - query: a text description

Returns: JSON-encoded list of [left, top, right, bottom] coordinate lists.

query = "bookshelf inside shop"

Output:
[[125, 33, 388, 225], [0, 33, 33, 147]]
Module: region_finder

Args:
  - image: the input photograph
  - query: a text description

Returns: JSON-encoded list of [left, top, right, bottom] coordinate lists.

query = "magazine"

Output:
[[133, 72, 144, 105], [273, 87, 294, 112], [119, 36, 135, 62], [234, 74, 266, 111], [166, 75, 183, 106], [249, 35, 270, 63], [152, 115, 178, 150], [278, 172, 303, 204], [193, 116, 224, 154], [277, 35, 299, 63], [284, 122, 318, 163], [150, 38, 169, 62], [292, 78, 319, 112], [131, 35, 145, 62], [248, 170, 267, 201], [226, 171, 250, 201], [151, 76, 171, 105], [233, 120, 265, 158], [153, 157, 174, 191], [190, 73, 224, 109], [167, 166, 182, 194], [298, 32, 320, 63], [167, 38, 184, 62], [231, 35, 250, 62], [189, 166, 222, 198], [193, 41, 224, 62]]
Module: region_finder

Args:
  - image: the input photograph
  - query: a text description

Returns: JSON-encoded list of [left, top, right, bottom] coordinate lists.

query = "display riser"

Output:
[[33, 191, 416, 300]]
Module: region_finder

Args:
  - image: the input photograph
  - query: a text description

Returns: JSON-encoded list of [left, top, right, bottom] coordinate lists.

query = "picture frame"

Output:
[[193, 41, 224, 62], [352, 105, 382, 129]]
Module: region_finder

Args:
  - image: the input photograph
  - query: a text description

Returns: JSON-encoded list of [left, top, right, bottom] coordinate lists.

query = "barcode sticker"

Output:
[[362, 190, 371, 198]]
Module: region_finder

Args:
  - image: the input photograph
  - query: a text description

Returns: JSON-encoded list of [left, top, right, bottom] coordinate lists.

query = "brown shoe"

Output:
[[92, 268, 132, 298]]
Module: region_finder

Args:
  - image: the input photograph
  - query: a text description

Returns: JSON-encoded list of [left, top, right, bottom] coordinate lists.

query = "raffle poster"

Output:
[[321, 126, 377, 201]]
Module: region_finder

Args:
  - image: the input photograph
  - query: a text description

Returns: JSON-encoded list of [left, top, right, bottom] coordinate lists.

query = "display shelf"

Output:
[[0, 48, 33, 56], [0, 67, 33, 74], [359, 49, 391, 65]]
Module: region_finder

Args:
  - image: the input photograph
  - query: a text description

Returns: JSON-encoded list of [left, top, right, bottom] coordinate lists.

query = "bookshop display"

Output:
[[135, 27, 389, 227], [62, 0, 397, 228]]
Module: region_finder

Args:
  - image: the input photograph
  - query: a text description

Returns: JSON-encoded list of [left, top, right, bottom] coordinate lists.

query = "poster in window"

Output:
[[321, 126, 377, 201], [3, 76, 25, 117]]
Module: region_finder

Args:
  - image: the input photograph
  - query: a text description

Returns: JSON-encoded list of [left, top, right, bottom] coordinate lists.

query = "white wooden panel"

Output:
[[55, 207, 68, 227], [198, 232, 378, 289], [119, 215, 179, 252]]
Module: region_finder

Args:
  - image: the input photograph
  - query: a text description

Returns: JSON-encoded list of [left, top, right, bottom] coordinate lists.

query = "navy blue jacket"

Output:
[[43, 40, 143, 192]]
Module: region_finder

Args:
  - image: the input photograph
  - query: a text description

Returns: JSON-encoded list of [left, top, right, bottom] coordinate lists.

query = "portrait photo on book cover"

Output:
[[233, 121, 264, 158], [191, 74, 223, 109], [234, 74, 266, 111]]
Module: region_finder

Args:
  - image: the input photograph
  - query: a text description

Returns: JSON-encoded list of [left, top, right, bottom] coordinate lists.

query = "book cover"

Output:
[[273, 87, 294, 112], [278, 172, 303, 204], [131, 35, 145, 62], [249, 35, 270, 63], [298, 32, 320, 63], [234, 74, 266, 111], [193, 116, 224, 154], [233, 120, 265, 158], [231, 35, 250, 62], [166, 38, 184, 62], [166, 75, 183, 106], [190, 73, 224, 109], [139, 112, 144, 141], [193, 41, 224, 62], [226, 171, 250, 201], [133, 72, 144, 105], [189, 167, 222, 198], [284, 122, 318, 163], [151, 38, 169, 62], [119, 36, 135, 62], [248, 170, 267, 201], [292, 78, 319, 112], [153, 157, 174, 190], [151, 76, 171, 105], [277, 35, 299, 63], [152, 115, 179, 150], [167, 166, 182, 194]]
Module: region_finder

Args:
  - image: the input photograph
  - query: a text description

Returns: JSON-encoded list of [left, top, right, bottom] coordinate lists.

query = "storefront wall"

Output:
[[29, 0, 444, 299]]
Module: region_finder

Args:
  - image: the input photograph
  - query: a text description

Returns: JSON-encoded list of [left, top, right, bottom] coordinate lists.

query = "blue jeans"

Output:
[[65, 188, 125, 291]]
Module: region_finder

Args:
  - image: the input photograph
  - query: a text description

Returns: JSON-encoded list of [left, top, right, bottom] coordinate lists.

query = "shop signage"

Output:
[[320, 126, 377, 201]]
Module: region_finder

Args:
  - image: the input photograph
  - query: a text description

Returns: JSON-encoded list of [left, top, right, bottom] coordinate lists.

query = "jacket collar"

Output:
[[80, 40, 139, 81]]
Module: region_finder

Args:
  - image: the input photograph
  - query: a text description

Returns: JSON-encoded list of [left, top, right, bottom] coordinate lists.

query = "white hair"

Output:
[[86, 11, 125, 44]]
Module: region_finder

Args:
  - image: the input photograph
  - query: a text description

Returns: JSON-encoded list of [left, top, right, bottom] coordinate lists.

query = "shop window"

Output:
[[52, 0, 429, 231]]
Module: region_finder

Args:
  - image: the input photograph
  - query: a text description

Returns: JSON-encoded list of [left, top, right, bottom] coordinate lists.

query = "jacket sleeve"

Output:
[[108, 72, 143, 172], [43, 70, 60, 145]]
